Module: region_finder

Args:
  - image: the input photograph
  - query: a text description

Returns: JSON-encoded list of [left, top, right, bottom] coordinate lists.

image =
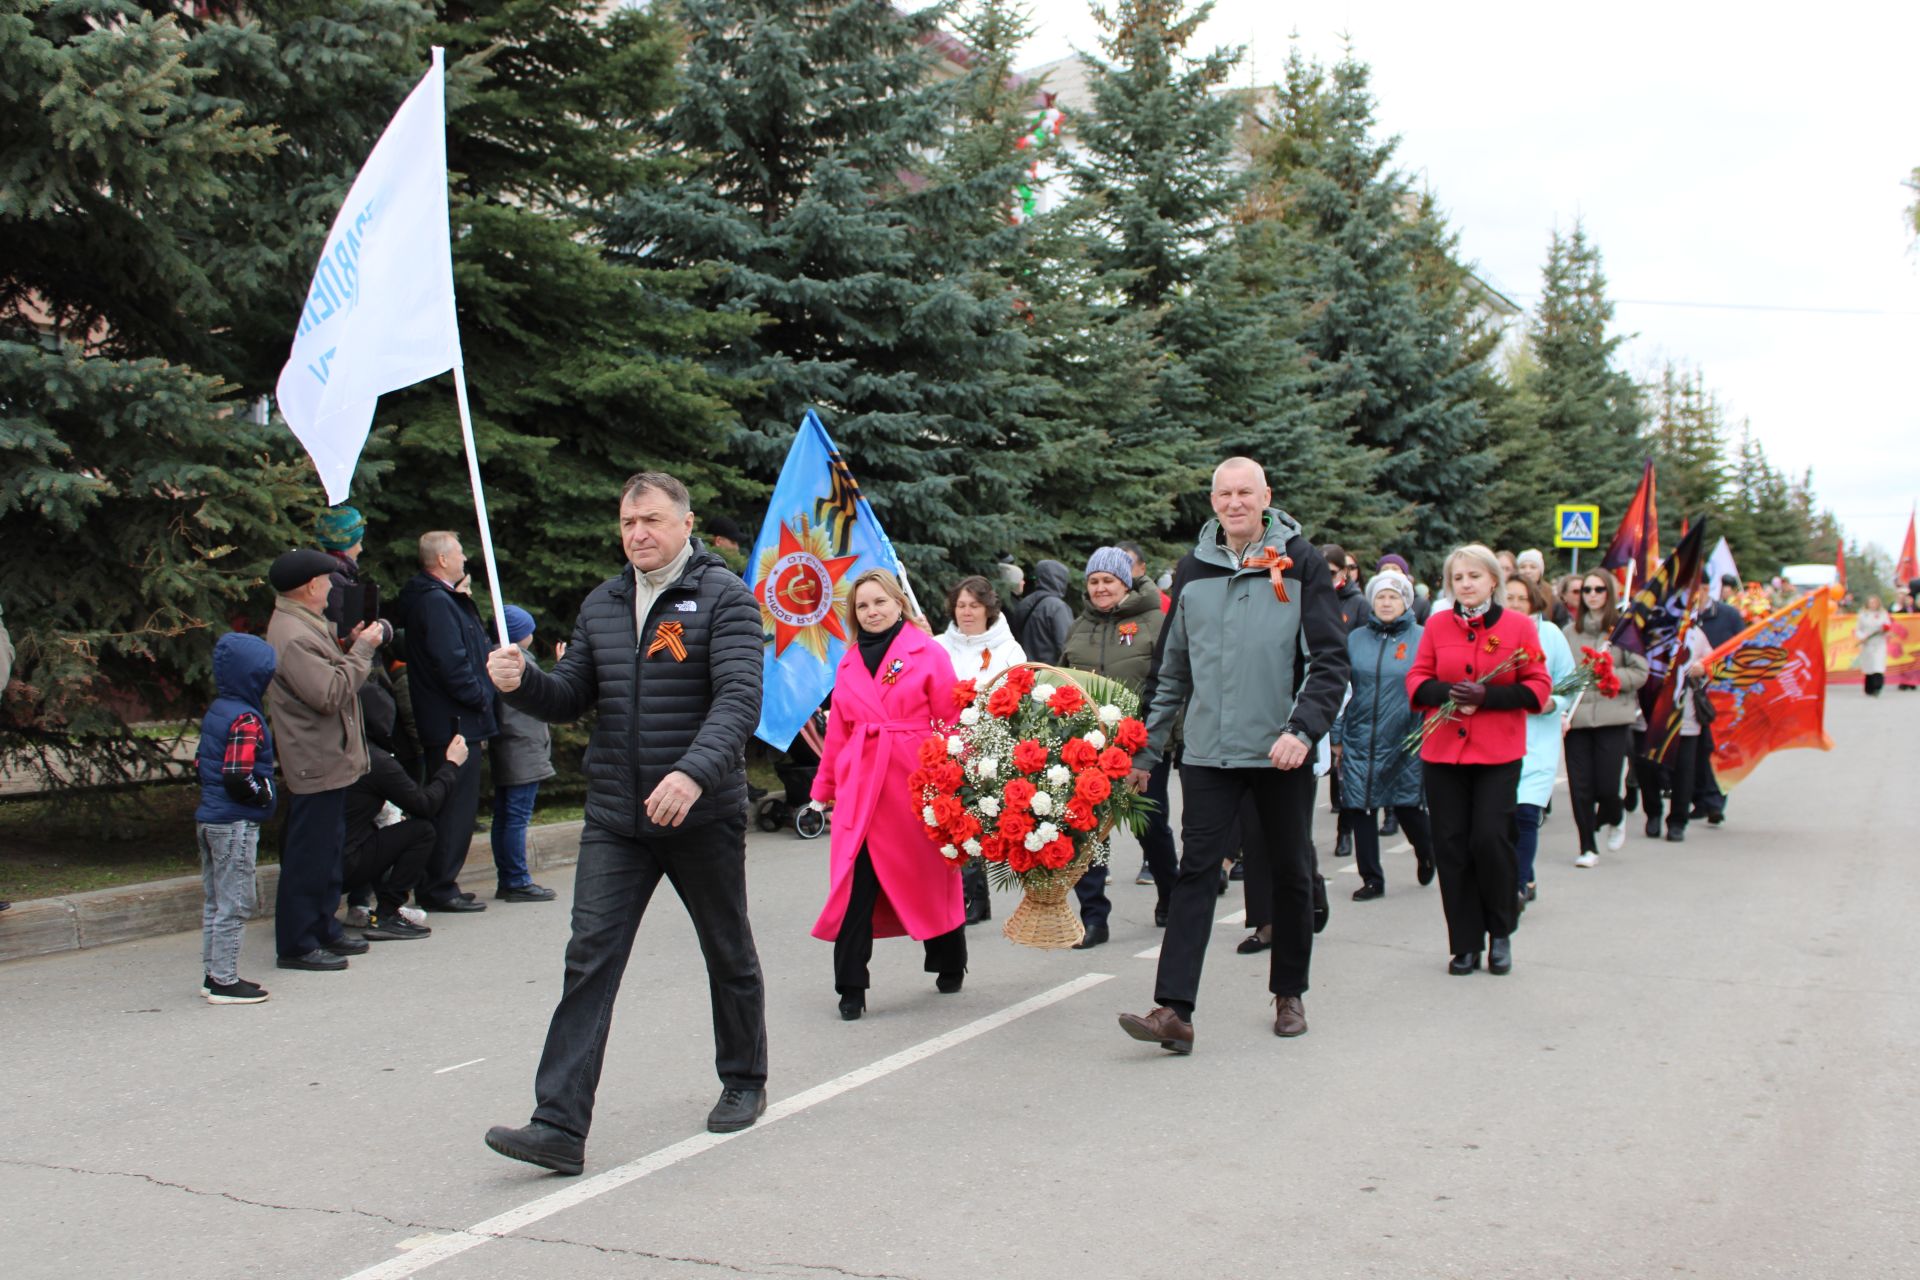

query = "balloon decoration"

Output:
[[1011, 96, 1066, 224]]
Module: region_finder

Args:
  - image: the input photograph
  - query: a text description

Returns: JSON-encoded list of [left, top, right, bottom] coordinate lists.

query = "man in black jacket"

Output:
[[395, 532, 498, 912], [341, 683, 457, 941], [481, 471, 767, 1176], [1020, 559, 1075, 665]]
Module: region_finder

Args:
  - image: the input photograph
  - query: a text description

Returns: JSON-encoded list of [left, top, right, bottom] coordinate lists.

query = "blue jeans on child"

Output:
[[198, 820, 260, 984], [491, 782, 540, 890], [1514, 802, 1543, 891]]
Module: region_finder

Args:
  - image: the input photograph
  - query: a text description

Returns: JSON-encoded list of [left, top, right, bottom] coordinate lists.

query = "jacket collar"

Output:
[[612, 538, 718, 600], [1193, 507, 1303, 572], [274, 596, 334, 641]]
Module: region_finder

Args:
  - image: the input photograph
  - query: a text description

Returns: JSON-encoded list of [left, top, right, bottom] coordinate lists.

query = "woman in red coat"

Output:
[[811, 569, 966, 1020], [1405, 544, 1553, 977]]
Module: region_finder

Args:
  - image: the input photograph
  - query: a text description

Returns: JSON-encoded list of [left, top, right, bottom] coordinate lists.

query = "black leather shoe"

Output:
[[1644, 814, 1662, 838], [1153, 906, 1168, 928], [1707, 812, 1725, 826], [1416, 857, 1435, 886], [1488, 936, 1512, 975], [1352, 882, 1384, 901], [1665, 826, 1686, 843], [837, 992, 864, 1021], [935, 971, 965, 994], [1235, 928, 1271, 954], [325, 936, 369, 956], [277, 949, 346, 971], [1334, 830, 1353, 859], [496, 883, 557, 902], [1071, 923, 1109, 950], [707, 1087, 767, 1133], [1448, 952, 1481, 976], [421, 895, 487, 913], [485, 1121, 583, 1175]]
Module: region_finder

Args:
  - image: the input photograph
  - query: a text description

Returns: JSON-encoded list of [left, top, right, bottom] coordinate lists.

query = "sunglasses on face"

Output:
[[1581, 586, 1608, 595]]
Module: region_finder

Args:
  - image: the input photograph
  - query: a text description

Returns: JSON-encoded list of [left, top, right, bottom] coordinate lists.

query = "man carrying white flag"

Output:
[[276, 48, 459, 505]]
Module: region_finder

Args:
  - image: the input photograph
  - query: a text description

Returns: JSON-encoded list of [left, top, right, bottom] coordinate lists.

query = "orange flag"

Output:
[[1703, 591, 1833, 788], [1895, 506, 1917, 585]]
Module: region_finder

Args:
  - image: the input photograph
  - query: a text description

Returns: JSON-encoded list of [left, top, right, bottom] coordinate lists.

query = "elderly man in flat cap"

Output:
[[266, 549, 390, 971]]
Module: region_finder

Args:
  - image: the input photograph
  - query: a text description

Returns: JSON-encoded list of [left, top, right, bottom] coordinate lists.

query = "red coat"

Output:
[[811, 625, 964, 942], [1404, 605, 1553, 766]]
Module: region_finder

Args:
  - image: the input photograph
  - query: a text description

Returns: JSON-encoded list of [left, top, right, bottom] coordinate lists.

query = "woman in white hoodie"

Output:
[[935, 575, 1026, 922]]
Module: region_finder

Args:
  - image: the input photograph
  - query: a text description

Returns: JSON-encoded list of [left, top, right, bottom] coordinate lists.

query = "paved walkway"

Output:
[[4, 691, 1915, 1279]]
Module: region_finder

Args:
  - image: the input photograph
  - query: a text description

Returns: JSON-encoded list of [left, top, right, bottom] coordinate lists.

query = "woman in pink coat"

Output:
[[811, 569, 966, 1020]]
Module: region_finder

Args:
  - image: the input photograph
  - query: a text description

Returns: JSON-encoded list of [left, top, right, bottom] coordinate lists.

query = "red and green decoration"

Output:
[[1011, 98, 1066, 225]]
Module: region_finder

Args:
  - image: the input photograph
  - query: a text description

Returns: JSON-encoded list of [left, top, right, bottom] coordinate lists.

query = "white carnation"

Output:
[[1085, 729, 1107, 750], [1098, 703, 1123, 726], [922, 806, 938, 826], [946, 735, 965, 757], [979, 796, 1002, 817], [1046, 764, 1072, 788], [963, 838, 982, 857], [974, 756, 999, 780], [1024, 832, 1045, 852], [1030, 682, 1055, 704], [1030, 791, 1054, 816], [959, 706, 981, 727], [1037, 821, 1060, 843], [940, 844, 961, 861]]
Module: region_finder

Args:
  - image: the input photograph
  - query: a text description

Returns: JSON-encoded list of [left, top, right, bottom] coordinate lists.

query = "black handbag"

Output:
[[1689, 676, 1717, 726]]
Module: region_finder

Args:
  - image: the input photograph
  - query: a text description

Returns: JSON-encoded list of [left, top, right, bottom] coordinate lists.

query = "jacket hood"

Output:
[[940, 613, 1017, 653], [1193, 507, 1304, 569], [212, 633, 276, 705], [1365, 610, 1415, 636], [1030, 559, 1072, 596], [1082, 580, 1160, 622]]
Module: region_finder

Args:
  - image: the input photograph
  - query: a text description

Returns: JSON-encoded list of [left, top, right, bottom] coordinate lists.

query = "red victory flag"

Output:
[[1601, 459, 1660, 595], [1896, 507, 1918, 585], [1834, 541, 1847, 594], [1702, 590, 1834, 788]]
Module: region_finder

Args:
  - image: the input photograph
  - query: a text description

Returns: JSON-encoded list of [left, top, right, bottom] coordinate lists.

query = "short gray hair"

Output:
[[1211, 456, 1268, 489], [418, 530, 461, 568], [1443, 543, 1506, 591], [619, 471, 691, 516]]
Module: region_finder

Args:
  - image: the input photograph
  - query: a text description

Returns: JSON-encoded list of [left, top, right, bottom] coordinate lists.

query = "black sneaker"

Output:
[[707, 1087, 768, 1134], [277, 949, 346, 971], [485, 1121, 584, 1176], [362, 915, 432, 941], [202, 976, 270, 1004], [495, 883, 557, 903], [1351, 883, 1384, 902]]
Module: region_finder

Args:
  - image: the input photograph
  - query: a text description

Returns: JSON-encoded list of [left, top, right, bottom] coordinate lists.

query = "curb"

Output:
[[0, 820, 585, 964]]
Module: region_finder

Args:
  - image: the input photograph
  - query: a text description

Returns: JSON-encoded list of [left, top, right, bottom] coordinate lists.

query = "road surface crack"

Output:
[[510, 1231, 919, 1278]]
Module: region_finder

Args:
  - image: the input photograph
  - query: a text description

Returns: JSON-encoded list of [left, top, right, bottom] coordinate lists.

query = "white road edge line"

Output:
[[432, 1058, 486, 1075], [1216, 908, 1247, 927], [1134, 944, 1161, 959], [339, 972, 1116, 1280]]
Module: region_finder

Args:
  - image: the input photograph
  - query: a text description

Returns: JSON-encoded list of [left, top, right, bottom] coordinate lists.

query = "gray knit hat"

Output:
[[1365, 570, 1415, 611], [1083, 546, 1134, 588]]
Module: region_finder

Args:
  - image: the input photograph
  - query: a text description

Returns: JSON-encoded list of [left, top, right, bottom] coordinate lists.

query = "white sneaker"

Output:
[[1574, 850, 1599, 868], [397, 905, 427, 927], [1604, 824, 1626, 852], [343, 905, 372, 928]]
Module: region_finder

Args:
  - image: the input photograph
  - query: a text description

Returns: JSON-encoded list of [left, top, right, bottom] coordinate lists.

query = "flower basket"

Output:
[[910, 662, 1155, 951]]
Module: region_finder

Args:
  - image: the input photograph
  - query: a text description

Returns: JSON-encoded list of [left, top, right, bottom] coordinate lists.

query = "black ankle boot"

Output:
[[1448, 952, 1481, 976], [837, 991, 865, 1020], [935, 972, 964, 994], [1488, 936, 1512, 975]]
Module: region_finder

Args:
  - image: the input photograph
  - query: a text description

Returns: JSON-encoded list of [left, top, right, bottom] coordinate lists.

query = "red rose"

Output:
[[987, 684, 1023, 719], [907, 768, 931, 793], [1063, 799, 1097, 832], [952, 679, 978, 710], [1007, 841, 1040, 874], [1004, 666, 1036, 695], [1011, 739, 1049, 774], [1039, 835, 1077, 870], [1097, 747, 1134, 779], [1048, 683, 1087, 716], [931, 795, 964, 828], [918, 735, 948, 767], [1074, 770, 1112, 805], [1114, 718, 1148, 753], [979, 835, 1008, 863], [998, 809, 1035, 842], [1003, 778, 1037, 811], [947, 812, 982, 844], [1060, 737, 1099, 772], [932, 762, 965, 794]]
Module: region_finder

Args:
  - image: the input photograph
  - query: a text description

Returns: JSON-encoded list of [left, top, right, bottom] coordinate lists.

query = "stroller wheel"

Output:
[[795, 806, 828, 840], [754, 796, 788, 833]]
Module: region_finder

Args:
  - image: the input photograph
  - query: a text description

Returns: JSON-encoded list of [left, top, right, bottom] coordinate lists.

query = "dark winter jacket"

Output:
[[344, 685, 460, 851], [1696, 599, 1745, 650], [1335, 580, 1369, 633], [493, 693, 556, 788], [1332, 614, 1423, 810], [1019, 560, 1075, 666], [503, 543, 761, 838], [195, 633, 279, 825], [1138, 509, 1352, 771], [1060, 581, 1165, 696], [396, 572, 499, 744], [323, 550, 381, 643]]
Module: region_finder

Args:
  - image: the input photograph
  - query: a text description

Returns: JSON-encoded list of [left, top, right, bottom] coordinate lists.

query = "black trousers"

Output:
[[1564, 725, 1629, 855], [1157, 763, 1316, 1015], [342, 818, 434, 919], [835, 849, 966, 992], [276, 788, 349, 957], [417, 739, 483, 904], [1629, 729, 1665, 824], [532, 817, 767, 1139], [1348, 806, 1433, 889], [1691, 725, 1725, 819], [1653, 734, 1701, 833], [1424, 760, 1521, 954], [1865, 672, 1885, 696], [1075, 754, 1178, 926]]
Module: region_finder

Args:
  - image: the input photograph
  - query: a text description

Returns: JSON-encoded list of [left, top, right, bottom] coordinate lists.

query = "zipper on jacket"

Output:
[[629, 573, 691, 837], [1366, 633, 1384, 808]]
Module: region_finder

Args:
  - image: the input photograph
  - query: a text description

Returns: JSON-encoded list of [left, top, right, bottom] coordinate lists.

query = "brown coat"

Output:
[[266, 598, 376, 794]]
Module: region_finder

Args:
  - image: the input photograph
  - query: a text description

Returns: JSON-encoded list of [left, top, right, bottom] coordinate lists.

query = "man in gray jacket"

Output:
[[1119, 458, 1350, 1051]]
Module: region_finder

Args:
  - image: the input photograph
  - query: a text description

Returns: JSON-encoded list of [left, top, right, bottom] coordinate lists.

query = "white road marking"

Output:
[[339, 973, 1116, 1280], [1134, 944, 1161, 959], [432, 1058, 486, 1075], [1217, 908, 1246, 927], [1385, 842, 1413, 855]]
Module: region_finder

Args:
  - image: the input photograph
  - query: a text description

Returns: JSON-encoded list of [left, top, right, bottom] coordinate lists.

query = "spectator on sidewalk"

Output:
[[317, 505, 380, 644], [396, 532, 498, 914], [265, 549, 387, 973], [193, 633, 280, 1004], [1018, 559, 1075, 665], [340, 682, 462, 942], [490, 605, 559, 903]]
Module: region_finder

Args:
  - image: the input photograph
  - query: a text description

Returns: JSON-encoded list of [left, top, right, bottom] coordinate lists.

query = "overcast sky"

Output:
[[1020, 1, 1920, 563]]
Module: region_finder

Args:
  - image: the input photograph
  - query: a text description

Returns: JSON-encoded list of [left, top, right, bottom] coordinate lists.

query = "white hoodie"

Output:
[[937, 614, 1026, 685]]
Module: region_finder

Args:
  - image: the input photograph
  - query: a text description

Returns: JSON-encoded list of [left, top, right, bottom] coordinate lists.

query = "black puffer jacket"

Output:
[[504, 544, 761, 838]]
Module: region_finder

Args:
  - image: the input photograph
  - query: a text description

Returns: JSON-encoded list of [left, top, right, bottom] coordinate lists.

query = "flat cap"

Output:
[[270, 548, 341, 593]]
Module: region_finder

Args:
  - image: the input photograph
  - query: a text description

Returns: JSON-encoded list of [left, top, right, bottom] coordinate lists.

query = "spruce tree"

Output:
[[1647, 362, 1730, 543]]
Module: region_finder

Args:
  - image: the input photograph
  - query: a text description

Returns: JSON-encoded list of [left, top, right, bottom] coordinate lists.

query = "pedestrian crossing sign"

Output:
[[1554, 504, 1601, 548]]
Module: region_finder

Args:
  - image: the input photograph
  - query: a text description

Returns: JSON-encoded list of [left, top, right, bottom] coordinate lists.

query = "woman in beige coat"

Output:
[[1561, 573, 1650, 869]]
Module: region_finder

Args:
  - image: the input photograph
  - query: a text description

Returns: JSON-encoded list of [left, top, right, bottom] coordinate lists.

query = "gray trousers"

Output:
[[198, 821, 260, 984]]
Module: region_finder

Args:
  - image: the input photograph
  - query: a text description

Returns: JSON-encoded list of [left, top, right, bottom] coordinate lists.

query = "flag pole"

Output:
[[452, 362, 511, 649]]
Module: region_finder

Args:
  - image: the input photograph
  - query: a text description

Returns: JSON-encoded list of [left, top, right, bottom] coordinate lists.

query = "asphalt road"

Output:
[[4, 690, 1916, 1280]]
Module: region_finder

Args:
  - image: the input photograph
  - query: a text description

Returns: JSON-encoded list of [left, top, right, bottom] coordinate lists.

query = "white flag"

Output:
[[1706, 536, 1739, 591], [276, 48, 460, 503]]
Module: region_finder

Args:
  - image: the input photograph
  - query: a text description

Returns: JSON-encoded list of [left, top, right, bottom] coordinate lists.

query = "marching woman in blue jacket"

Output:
[[1503, 575, 1574, 906], [1331, 571, 1434, 900]]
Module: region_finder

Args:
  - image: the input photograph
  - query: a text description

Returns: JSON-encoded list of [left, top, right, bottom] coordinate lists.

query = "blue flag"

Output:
[[747, 410, 912, 749]]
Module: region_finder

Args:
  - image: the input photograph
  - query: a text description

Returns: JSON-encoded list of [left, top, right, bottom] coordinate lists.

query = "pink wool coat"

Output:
[[810, 625, 965, 943]]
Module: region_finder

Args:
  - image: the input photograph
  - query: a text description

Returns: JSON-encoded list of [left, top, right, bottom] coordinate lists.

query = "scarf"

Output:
[[858, 617, 906, 676]]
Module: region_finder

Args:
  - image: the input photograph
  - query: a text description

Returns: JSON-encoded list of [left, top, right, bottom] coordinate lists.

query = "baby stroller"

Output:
[[753, 702, 830, 839]]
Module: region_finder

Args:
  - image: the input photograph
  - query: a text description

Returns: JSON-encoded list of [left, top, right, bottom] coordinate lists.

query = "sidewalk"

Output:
[[0, 820, 584, 963]]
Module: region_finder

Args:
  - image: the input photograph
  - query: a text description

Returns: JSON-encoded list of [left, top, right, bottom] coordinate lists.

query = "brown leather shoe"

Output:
[[1117, 1006, 1194, 1055], [1272, 995, 1307, 1038]]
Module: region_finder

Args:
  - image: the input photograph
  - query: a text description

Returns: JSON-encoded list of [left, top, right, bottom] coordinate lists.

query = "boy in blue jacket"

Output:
[[194, 633, 280, 1003]]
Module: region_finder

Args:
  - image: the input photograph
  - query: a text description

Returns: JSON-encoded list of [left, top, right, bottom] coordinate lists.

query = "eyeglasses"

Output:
[[1581, 586, 1608, 595]]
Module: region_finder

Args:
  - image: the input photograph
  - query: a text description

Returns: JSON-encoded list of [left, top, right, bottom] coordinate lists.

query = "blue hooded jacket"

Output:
[[195, 633, 279, 825]]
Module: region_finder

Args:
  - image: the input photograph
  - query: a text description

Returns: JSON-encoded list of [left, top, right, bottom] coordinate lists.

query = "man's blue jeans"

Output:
[[491, 782, 540, 890]]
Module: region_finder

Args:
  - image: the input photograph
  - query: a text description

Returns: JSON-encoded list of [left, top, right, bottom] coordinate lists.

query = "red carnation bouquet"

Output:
[[910, 664, 1155, 948], [1566, 645, 1622, 700], [1403, 644, 1540, 752]]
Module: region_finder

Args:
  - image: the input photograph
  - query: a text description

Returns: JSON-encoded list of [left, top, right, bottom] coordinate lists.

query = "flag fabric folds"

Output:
[[1706, 536, 1739, 593], [747, 410, 914, 750], [1703, 591, 1833, 788], [1600, 458, 1660, 594], [276, 50, 460, 504], [1613, 518, 1708, 735], [1896, 507, 1918, 586]]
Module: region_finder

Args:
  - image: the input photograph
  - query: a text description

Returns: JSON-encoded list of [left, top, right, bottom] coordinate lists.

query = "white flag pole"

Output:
[[452, 363, 510, 651]]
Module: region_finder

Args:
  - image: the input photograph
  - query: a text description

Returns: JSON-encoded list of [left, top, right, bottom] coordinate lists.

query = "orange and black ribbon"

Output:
[[646, 620, 688, 661], [1243, 548, 1294, 603]]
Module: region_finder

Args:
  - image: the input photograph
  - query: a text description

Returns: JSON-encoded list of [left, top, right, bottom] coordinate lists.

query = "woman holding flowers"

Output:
[[1332, 570, 1434, 901], [1405, 545, 1553, 976], [811, 570, 966, 1020], [1503, 575, 1575, 906], [1560, 573, 1649, 869], [935, 574, 1025, 923], [1060, 547, 1169, 947]]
